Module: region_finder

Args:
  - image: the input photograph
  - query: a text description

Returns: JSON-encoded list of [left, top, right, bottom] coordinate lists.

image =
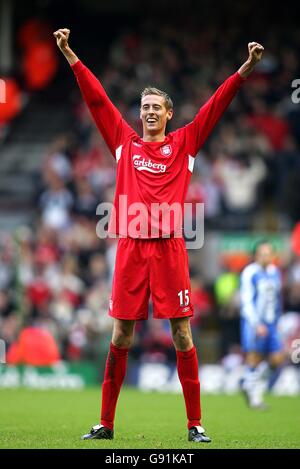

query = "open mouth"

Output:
[[146, 118, 158, 123]]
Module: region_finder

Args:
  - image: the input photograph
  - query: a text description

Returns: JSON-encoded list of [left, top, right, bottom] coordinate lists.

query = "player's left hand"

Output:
[[248, 42, 264, 65], [53, 28, 70, 52], [256, 323, 268, 337]]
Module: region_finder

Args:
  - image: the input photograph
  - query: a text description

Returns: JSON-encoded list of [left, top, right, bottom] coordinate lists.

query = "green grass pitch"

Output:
[[0, 387, 299, 448]]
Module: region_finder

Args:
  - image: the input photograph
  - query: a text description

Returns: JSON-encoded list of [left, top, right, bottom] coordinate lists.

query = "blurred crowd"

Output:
[[1, 16, 300, 367]]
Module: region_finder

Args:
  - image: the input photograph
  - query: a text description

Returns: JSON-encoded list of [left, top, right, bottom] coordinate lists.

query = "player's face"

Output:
[[256, 244, 274, 267], [140, 95, 173, 135]]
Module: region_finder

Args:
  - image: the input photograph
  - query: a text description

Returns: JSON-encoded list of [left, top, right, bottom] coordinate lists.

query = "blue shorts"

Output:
[[241, 319, 282, 354]]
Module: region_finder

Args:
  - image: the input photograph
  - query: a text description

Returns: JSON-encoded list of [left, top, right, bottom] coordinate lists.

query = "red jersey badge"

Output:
[[160, 144, 172, 157]]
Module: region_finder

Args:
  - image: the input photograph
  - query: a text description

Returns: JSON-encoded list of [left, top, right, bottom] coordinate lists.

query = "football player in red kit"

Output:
[[54, 28, 263, 443]]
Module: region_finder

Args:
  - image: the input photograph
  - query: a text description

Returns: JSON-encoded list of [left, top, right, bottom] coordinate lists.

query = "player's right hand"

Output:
[[256, 323, 268, 337], [53, 28, 70, 51]]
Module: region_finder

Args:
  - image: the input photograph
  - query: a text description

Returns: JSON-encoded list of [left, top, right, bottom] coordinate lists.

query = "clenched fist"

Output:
[[53, 28, 78, 65], [248, 42, 264, 65], [53, 28, 70, 51]]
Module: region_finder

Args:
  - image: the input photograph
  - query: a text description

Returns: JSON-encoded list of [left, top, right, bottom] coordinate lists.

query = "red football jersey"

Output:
[[71, 60, 245, 238]]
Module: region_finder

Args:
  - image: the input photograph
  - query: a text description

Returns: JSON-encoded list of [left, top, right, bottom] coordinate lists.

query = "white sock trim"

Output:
[[194, 425, 205, 434], [92, 424, 104, 431]]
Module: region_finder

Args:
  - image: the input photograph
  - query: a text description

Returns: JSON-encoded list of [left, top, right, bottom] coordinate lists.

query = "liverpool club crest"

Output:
[[160, 144, 172, 157]]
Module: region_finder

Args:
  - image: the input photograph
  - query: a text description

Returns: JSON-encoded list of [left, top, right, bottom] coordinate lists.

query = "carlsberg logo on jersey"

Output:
[[133, 155, 166, 173]]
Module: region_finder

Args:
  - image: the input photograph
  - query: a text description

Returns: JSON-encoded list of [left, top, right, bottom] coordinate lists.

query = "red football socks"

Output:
[[100, 342, 129, 430], [176, 346, 201, 429]]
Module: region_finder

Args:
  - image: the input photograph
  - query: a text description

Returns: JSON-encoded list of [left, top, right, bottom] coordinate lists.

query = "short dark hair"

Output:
[[141, 87, 173, 110], [252, 239, 274, 257]]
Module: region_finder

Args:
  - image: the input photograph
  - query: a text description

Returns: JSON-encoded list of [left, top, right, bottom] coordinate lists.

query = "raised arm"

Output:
[[181, 42, 264, 156], [53, 28, 136, 157], [53, 28, 79, 65], [238, 42, 264, 78]]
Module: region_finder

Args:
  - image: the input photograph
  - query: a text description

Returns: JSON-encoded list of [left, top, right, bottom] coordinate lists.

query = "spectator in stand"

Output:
[[73, 176, 99, 218], [190, 276, 214, 329], [39, 171, 74, 231], [214, 150, 266, 229], [214, 265, 240, 356], [247, 99, 290, 152], [0, 78, 22, 139], [18, 18, 59, 91], [43, 134, 73, 183]]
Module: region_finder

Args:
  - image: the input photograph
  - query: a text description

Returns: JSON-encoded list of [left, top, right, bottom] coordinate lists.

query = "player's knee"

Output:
[[269, 352, 285, 368], [246, 353, 262, 367], [112, 319, 135, 349], [172, 328, 193, 351], [112, 328, 134, 349], [112, 334, 133, 348]]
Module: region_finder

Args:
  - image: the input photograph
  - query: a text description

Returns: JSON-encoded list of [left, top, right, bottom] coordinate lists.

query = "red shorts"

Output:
[[109, 237, 194, 320]]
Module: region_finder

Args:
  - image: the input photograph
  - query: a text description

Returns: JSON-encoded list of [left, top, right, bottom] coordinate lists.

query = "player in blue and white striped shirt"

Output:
[[240, 241, 285, 408]]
